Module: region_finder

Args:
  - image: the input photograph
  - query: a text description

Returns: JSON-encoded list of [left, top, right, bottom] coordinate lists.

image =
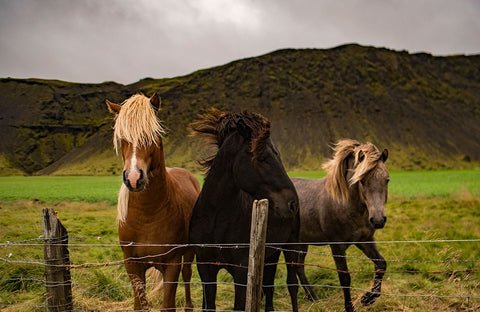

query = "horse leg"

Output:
[[182, 249, 195, 311], [284, 249, 300, 312], [263, 250, 280, 312], [355, 242, 386, 306], [295, 245, 319, 301], [197, 263, 218, 311], [330, 244, 355, 312], [231, 266, 248, 311], [125, 261, 149, 311], [161, 261, 181, 312]]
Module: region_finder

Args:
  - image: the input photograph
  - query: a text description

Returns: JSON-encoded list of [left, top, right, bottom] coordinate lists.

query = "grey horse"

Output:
[[292, 139, 389, 312]]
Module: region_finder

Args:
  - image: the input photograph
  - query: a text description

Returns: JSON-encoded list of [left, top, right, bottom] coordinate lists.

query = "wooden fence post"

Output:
[[246, 199, 269, 312], [43, 208, 73, 312]]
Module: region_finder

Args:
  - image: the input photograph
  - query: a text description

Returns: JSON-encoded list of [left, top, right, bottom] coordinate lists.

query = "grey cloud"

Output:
[[0, 0, 479, 84]]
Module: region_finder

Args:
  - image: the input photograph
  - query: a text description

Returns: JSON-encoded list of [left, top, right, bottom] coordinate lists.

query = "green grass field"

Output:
[[0, 170, 479, 203], [0, 170, 479, 311]]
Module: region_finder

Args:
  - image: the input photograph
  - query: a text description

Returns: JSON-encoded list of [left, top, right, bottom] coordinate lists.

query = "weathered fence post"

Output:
[[43, 208, 73, 312], [246, 199, 269, 312]]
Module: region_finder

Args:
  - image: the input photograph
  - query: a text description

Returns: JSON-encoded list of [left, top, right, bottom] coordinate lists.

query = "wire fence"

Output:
[[1, 236, 480, 311]]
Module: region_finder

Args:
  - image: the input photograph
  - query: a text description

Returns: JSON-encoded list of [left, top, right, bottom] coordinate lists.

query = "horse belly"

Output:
[[298, 205, 328, 243]]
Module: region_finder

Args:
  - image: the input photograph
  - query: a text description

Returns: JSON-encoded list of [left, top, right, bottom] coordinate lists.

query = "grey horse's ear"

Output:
[[358, 150, 365, 163], [381, 149, 388, 162], [150, 92, 161, 113], [106, 99, 121, 114]]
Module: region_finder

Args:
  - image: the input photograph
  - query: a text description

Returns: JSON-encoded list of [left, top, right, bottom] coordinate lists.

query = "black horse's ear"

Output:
[[381, 149, 388, 162], [106, 99, 121, 114], [150, 93, 161, 113], [237, 119, 251, 140]]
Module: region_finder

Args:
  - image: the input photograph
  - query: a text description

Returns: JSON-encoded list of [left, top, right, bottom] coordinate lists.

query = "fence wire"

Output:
[[1, 236, 479, 311]]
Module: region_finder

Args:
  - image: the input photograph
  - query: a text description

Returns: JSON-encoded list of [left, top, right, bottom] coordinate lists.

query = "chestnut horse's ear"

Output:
[[381, 148, 389, 162], [150, 93, 161, 113], [106, 99, 121, 114]]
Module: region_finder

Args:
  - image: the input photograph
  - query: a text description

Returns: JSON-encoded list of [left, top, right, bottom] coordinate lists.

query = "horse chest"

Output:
[[120, 208, 187, 244]]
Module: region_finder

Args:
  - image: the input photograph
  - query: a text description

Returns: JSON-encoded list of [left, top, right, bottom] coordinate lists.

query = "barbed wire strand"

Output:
[[3, 237, 480, 247]]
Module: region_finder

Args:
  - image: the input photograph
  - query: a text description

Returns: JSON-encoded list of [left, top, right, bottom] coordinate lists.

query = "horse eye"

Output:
[[257, 156, 266, 162], [360, 179, 365, 186]]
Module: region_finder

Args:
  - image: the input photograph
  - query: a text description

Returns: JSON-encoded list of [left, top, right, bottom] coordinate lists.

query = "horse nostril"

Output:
[[123, 170, 133, 190], [288, 200, 298, 213], [369, 217, 374, 225], [383, 216, 387, 224], [138, 169, 144, 181]]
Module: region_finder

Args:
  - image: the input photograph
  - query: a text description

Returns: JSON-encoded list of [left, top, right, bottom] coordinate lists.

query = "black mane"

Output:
[[190, 108, 270, 171]]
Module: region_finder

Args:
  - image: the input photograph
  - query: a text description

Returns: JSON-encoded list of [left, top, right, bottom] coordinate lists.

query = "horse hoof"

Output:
[[305, 295, 317, 302], [345, 302, 356, 312], [305, 292, 319, 302], [361, 291, 380, 306]]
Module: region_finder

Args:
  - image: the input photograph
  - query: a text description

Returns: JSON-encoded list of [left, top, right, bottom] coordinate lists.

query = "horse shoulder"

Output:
[[166, 167, 200, 221], [167, 167, 200, 196]]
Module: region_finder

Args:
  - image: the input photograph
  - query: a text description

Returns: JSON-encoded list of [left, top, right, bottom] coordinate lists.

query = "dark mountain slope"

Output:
[[1, 44, 479, 175]]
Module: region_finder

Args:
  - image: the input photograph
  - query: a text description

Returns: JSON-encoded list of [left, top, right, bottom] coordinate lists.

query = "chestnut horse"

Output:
[[292, 139, 389, 312], [189, 109, 301, 312], [106, 93, 200, 311]]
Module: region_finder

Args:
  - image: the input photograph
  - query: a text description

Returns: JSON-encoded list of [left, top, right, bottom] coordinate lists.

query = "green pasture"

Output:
[[0, 170, 478, 203], [0, 170, 479, 311]]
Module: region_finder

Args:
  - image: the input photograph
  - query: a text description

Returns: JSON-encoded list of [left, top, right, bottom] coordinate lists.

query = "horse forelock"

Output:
[[190, 108, 271, 170], [112, 94, 165, 153], [322, 139, 359, 203], [349, 142, 383, 186], [250, 115, 270, 160], [323, 139, 385, 204]]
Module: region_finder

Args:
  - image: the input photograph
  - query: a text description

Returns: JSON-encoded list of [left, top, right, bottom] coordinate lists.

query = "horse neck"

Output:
[[204, 165, 238, 201], [345, 183, 367, 216], [201, 146, 245, 207]]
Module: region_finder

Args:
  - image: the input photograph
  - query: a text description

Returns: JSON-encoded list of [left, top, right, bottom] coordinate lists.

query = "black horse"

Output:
[[189, 109, 300, 312]]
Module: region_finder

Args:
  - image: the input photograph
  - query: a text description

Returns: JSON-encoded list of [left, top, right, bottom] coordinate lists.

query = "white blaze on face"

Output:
[[126, 143, 141, 189], [130, 142, 138, 172]]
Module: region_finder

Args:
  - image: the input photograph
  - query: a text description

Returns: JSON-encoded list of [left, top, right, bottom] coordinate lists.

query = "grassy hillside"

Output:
[[1, 44, 479, 175]]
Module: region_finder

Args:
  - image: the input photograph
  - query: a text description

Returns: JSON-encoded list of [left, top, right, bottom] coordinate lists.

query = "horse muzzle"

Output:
[[123, 169, 145, 192], [369, 216, 387, 229], [268, 190, 299, 219]]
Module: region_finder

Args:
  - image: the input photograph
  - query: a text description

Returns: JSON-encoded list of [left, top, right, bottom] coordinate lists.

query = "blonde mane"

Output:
[[323, 139, 383, 203], [112, 94, 165, 153], [117, 183, 129, 225]]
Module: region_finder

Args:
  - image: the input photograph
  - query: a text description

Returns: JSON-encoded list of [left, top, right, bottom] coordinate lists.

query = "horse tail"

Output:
[[147, 268, 164, 297]]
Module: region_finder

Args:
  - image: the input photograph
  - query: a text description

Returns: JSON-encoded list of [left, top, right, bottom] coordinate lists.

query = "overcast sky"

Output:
[[1, 0, 479, 85]]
